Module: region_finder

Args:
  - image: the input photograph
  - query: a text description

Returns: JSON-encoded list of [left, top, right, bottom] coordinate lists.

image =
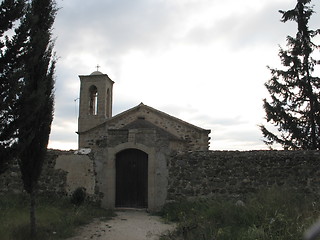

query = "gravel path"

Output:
[[67, 210, 176, 240]]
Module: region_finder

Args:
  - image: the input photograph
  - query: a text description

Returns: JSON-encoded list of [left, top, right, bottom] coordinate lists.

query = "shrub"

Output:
[[70, 187, 86, 206]]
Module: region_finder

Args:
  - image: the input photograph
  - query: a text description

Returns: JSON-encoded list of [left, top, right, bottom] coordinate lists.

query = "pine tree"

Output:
[[260, 0, 320, 150], [15, 0, 57, 236], [0, 0, 25, 173]]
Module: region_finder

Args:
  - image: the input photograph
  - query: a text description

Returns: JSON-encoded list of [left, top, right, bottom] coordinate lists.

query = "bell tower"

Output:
[[78, 70, 114, 134]]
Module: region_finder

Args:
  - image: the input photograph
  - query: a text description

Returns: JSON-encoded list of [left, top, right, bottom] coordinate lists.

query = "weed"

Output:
[[0, 193, 114, 240], [160, 186, 320, 240]]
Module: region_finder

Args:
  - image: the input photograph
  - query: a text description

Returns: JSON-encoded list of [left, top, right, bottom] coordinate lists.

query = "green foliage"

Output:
[[160, 187, 320, 240], [0, 193, 115, 240], [70, 187, 87, 206], [260, 0, 320, 150], [17, 0, 57, 194], [13, 0, 57, 236], [1, 0, 58, 234], [0, 0, 26, 173]]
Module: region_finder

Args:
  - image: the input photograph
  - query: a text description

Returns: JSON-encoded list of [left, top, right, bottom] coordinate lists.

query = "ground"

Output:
[[67, 210, 176, 240]]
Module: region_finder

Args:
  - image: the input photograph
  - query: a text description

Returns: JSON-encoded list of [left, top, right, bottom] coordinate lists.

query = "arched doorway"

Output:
[[115, 149, 148, 208]]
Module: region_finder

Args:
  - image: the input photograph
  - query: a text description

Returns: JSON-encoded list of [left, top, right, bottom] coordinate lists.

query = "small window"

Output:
[[89, 85, 98, 115]]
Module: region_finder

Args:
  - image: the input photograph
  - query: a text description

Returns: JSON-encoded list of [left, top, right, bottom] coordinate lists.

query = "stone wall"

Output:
[[167, 150, 320, 200], [55, 152, 96, 195], [3, 149, 320, 207], [0, 150, 68, 195], [0, 150, 98, 201]]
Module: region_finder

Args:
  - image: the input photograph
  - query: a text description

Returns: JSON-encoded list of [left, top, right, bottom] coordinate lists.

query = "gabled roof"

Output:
[[80, 103, 211, 134]]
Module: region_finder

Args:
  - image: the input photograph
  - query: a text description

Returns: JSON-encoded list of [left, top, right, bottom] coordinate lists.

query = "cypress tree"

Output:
[[260, 0, 320, 150], [16, 0, 57, 236], [0, 0, 25, 173]]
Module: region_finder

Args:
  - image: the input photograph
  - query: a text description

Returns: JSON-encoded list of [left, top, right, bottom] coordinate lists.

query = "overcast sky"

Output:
[[48, 0, 320, 150]]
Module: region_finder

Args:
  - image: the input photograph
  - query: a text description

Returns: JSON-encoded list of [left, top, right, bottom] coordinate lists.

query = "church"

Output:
[[77, 70, 211, 210]]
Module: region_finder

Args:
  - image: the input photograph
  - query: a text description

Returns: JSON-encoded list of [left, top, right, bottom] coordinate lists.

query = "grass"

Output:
[[159, 186, 320, 240], [0, 193, 115, 240]]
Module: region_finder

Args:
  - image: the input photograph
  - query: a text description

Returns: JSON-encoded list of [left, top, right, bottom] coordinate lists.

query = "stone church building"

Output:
[[77, 70, 210, 210], [4, 71, 320, 214]]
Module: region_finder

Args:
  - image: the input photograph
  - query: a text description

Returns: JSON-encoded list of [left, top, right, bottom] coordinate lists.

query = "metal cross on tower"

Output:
[[96, 64, 100, 71]]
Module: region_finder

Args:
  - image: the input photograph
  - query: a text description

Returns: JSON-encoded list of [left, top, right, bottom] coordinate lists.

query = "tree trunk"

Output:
[[30, 189, 36, 238]]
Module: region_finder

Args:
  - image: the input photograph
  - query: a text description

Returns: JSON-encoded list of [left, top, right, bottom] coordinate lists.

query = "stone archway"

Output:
[[115, 149, 148, 208], [104, 143, 157, 210]]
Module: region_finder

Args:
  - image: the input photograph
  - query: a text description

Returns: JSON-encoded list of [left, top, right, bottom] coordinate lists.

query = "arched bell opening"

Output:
[[89, 85, 98, 115]]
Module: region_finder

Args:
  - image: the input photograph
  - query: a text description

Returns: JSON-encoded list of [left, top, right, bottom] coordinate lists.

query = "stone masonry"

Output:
[[167, 150, 320, 200], [2, 150, 320, 209]]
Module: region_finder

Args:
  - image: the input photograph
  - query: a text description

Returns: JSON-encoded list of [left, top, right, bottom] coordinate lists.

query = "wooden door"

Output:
[[115, 149, 148, 208]]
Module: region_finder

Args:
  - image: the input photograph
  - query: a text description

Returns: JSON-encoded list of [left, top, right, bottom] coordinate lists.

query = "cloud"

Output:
[[55, 0, 179, 57], [50, 117, 77, 142], [209, 123, 267, 150], [49, 0, 320, 150], [183, 0, 297, 50], [54, 0, 319, 61]]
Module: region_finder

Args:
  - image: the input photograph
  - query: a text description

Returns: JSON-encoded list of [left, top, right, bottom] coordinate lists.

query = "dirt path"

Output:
[[67, 210, 176, 240]]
